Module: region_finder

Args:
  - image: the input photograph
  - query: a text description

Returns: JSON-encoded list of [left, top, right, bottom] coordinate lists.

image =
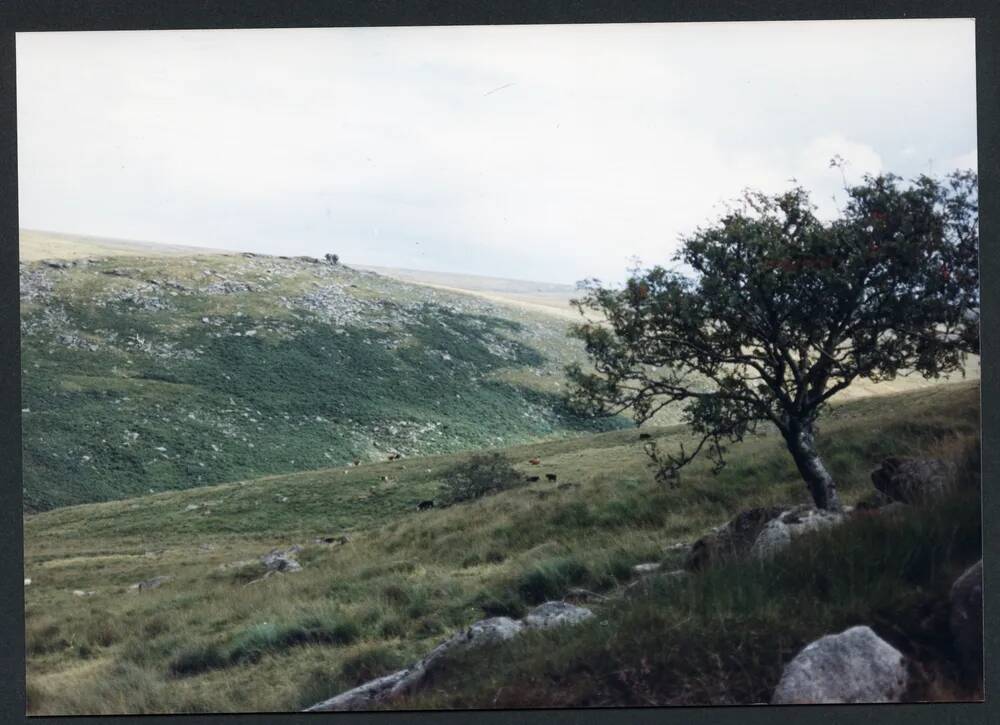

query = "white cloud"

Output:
[[16, 19, 977, 284]]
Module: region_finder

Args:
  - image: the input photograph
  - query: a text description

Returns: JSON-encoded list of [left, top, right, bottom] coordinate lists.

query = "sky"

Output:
[[16, 20, 977, 285]]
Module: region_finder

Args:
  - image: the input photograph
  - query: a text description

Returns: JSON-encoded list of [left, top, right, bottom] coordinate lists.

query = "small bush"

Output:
[[440, 453, 523, 505]]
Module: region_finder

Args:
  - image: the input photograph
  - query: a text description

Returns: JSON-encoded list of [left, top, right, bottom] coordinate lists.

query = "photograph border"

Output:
[[1, 2, 996, 724]]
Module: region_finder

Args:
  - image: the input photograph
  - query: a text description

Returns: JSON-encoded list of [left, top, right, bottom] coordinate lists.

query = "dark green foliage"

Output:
[[567, 170, 978, 510], [439, 452, 524, 505]]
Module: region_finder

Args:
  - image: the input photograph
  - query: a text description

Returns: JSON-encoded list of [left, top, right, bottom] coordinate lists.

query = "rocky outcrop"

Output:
[[522, 601, 594, 629], [305, 602, 593, 712], [750, 505, 846, 560], [871, 457, 956, 504], [949, 559, 983, 679], [684, 505, 787, 571], [771, 625, 908, 704]]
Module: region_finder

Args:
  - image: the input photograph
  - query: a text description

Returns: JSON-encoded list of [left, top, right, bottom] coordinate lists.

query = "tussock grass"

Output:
[[23, 381, 980, 713]]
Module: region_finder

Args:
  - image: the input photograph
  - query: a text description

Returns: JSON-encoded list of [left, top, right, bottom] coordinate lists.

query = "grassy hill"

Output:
[[20, 242, 629, 511], [23, 381, 981, 714]]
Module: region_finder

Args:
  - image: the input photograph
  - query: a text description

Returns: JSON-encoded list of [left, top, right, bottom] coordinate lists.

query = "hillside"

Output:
[[23, 381, 981, 714], [19, 237, 627, 511]]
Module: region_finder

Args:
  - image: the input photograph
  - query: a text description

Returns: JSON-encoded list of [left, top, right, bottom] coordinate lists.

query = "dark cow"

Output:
[[526, 475, 540, 482], [529, 458, 541, 465], [417, 500, 435, 511], [639, 433, 652, 440], [546, 473, 557, 482]]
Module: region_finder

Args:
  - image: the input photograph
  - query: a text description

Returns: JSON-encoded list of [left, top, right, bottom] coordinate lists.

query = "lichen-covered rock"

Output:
[[260, 548, 302, 573], [304, 669, 411, 712], [870, 457, 956, 504], [684, 505, 787, 571], [750, 505, 846, 560], [523, 601, 594, 629], [949, 559, 983, 679], [771, 626, 908, 704]]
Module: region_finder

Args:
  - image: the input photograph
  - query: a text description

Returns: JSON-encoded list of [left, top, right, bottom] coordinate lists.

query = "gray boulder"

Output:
[[771, 625, 908, 704], [750, 505, 846, 560], [871, 457, 956, 504], [310, 617, 526, 711], [261, 547, 302, 573], [684, 505, 787, 571], [949, 559, 983, 679], [129, 575, 171, 592], [523, 601, 594, 629], [304, 669, 411, 712]]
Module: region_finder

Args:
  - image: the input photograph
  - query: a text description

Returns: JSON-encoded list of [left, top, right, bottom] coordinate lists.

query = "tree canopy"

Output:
[[566, 170, 979, 510]]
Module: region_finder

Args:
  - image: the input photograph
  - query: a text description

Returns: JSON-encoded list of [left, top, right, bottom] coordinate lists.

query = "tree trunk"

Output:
[[784, 419, 842, 511]]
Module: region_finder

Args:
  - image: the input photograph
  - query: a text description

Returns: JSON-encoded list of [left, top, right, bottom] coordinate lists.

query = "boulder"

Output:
[[305, 669, 411, 712], [870, 457, 956, 504], [522, 602, 594, 629], [129, 575, 171, 592], [750, 505, 846, 560], [261, 548, 302, 573], [949, 559, 983, 679], [771, 625, 908, 704], [684, 505, 787, 571]]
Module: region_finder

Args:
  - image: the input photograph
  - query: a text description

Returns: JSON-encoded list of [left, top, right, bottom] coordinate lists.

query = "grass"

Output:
[[22, 380, 980, 714], [21, 252, 627, 511]]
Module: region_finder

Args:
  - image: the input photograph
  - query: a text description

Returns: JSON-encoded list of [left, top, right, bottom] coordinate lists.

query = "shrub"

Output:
[[440, 453, 523, 505]]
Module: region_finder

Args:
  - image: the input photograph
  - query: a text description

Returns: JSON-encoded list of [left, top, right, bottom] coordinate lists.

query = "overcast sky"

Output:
[[17, 20, 977, 285]]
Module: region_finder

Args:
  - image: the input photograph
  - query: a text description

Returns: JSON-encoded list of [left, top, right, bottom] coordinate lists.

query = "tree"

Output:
[[440, 452, 523, 504], [566, 170, 978, 510]]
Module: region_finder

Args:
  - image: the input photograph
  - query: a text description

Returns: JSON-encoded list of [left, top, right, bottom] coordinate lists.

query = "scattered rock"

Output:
[[632, 562, 662, 576], [73, 590, 96, 597], [261, 548, 302, 573], [24, 578, 31, 586], [185, 504, 200, 511], [523, 601, 594, 629], [949, 559, 983, 679], [306, 604, 593, 711], [684, 505, 787, 571], [771, 625, 908, 704], [304, 669, 410, 712], [750, 505, 846, 560], [129, 575, 171, 592], [871, 457, 957, 504]]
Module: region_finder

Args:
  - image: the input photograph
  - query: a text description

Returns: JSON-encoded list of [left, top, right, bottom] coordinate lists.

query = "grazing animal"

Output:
[[529, 458, 541, 465], [352, 459, 360, 466], [546, 473, 557, 482], [639, 433, 652, 440], [388, 453, 402, 461], [526, 475, 540, 482], [381, 475, 390, 482], [417, 500, 435, 511]]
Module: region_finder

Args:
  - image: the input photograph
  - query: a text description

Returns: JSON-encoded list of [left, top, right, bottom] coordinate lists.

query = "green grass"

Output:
[[21, 253, 627, 511], [23, 381, 980, 714]]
